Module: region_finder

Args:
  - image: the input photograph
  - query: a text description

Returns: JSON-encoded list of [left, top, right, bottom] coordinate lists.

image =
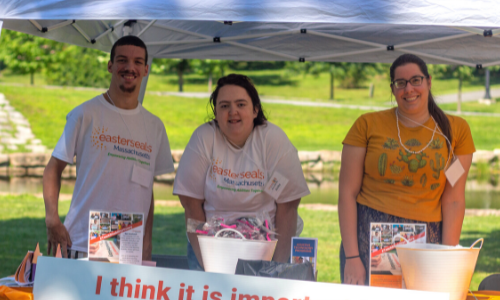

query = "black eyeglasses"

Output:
[[391, 76, 427, 89]]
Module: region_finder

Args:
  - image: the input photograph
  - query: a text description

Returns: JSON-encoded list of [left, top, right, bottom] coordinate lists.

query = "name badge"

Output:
[[264, 171, 289, 200], [445, 157, 465, 187], [131, 164, 153, 188]]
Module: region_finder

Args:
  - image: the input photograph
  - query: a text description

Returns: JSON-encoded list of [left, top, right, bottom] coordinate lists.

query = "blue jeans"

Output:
[[187, 240, 204, 271]]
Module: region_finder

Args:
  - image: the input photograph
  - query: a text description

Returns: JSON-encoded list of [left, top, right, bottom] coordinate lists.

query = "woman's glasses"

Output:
[[392, 76, 427, 89]]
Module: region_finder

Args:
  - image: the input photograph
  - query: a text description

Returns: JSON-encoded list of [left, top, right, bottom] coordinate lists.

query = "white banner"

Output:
[[33, 257, 449, 300]]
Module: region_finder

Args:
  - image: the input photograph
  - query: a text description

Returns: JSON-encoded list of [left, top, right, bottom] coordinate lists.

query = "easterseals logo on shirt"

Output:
[[209, 157, 266, 189], [91, 127, 153, 165], [92, 126, 152, 152]]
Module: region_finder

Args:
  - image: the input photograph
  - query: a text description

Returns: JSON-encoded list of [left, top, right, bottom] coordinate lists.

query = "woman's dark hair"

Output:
[[390, 54, 452, 153], [209, 74, 267, 127]]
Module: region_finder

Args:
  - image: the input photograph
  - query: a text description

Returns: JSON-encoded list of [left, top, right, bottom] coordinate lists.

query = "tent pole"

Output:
[[138, 56, 154, 104], [483, 68, 491, 100]]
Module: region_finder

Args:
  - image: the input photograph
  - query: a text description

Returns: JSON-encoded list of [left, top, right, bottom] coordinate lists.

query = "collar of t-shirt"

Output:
[[99, 94, 142, 116]]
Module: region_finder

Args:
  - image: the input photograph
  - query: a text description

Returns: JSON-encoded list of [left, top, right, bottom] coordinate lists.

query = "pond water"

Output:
[[1, 177, 500, 209]]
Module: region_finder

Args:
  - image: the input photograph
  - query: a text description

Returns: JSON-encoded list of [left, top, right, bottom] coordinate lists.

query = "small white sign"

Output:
[[445, 158, 465, 187], [33, 257, 449, 300], [264, 171, 289, 200]]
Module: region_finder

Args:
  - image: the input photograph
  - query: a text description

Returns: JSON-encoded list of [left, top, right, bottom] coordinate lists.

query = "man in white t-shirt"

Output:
[[43, 36, 174, 259]]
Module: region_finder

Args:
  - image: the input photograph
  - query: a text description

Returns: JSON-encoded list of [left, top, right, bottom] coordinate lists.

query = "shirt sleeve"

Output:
[[173, 125, 212, 200], [265, 125, 310, 204], [52, 110, 81, 164], [452, 117, 476, 156], [342, 114, 369, 148], [154, 122, 175, 176]]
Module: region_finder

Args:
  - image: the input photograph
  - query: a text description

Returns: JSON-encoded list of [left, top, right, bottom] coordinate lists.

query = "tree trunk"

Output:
[[208, 72, 213, 93], [30, 72, 34, 85], [484, 68, 491, 99], [178, 70, 184, 92], [329, 70, 334, 100], [220, 64, 225, 77], [457, 76, 462, 114]]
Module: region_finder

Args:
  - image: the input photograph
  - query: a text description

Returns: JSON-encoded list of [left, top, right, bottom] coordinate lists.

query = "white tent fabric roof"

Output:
[[1, 0, 500, 66]]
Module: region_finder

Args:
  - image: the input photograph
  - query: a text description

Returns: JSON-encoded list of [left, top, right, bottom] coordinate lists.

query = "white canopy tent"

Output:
[[1, 0, 500, 101]]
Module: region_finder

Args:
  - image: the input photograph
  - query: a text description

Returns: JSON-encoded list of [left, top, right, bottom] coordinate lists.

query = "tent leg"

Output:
[[138, 56, 153, 105], [0, 21, 3, 38]]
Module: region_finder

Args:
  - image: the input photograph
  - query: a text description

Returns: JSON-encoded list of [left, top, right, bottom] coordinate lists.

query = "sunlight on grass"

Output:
[[0, 194, 497, 289]]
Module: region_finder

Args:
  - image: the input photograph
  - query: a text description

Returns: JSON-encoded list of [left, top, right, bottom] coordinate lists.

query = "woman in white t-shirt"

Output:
[[173, 74, 310, 270]]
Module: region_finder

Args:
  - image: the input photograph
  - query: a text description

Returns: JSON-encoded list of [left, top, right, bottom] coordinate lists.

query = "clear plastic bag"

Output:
[[187, 211, 277, 241]]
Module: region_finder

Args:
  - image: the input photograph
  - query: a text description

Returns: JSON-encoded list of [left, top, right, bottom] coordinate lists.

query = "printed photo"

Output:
[[90, 218, 100, 230], [371, 231, 382, 243], [133, 214, 143, 223], [415, 225, 425, 235]]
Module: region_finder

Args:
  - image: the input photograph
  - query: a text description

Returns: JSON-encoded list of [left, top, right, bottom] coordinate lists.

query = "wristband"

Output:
[[345, 255, 360, 260]]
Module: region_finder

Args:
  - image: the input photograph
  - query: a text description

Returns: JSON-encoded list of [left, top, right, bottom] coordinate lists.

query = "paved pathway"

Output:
[[0, 93, 46, 153], [434, 88, 500, 104], [1, 85, 499, 154], [158, 89, 500, 116]]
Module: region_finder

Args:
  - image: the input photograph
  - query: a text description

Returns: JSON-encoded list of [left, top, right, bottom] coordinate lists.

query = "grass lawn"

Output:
[[0, 194, 498, 289], [3, 69, 500, 105], [1, 84, 500, 151]]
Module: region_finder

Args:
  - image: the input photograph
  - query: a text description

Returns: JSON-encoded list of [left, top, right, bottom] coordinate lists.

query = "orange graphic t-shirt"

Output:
[[343, 108, 475, 222]]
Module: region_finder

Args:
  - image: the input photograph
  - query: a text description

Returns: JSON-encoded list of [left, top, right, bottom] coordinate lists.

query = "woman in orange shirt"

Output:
[[339, 53, 475, 285]]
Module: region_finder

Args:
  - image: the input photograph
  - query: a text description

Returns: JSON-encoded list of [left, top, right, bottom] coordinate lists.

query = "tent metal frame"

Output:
[[24, 18, 496, 68]]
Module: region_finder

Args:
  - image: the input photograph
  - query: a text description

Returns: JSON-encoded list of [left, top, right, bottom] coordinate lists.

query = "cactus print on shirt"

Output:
[[343, 108, 475, 222]]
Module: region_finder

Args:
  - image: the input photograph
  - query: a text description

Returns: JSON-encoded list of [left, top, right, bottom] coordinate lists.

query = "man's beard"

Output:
[[119, 84, 136, 93]]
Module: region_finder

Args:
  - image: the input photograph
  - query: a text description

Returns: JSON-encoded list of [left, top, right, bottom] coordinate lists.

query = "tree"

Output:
[[192, 59, 229, 92], [336, 62, 381, 89], [152, 59, 191, 92], [286, 61, 343, 100], [432, 65, 474, 113], [0, 29, 56, 85], [43, 44, 110, 88]]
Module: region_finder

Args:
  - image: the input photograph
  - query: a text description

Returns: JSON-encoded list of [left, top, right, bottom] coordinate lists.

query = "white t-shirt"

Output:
[[173, 121, 310, 225], [52, 95, 175, 252]]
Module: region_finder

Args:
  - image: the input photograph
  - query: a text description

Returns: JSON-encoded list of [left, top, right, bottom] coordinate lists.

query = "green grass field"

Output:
[[1, 83, 500, 152], [0, 194, 497, 289], [2, 69, 500, 105]]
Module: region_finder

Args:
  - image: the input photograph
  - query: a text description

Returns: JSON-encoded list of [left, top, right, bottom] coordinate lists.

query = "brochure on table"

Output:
[[369, 222, 426, 289], [88, 211, 144, 265], [33, 256, 449, 300], [291, 237, 318, 273]]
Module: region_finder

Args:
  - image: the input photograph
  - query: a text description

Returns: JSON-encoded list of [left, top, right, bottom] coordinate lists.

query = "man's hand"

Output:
[[344, 257, 366, 285], [46, 218, 72, 258]]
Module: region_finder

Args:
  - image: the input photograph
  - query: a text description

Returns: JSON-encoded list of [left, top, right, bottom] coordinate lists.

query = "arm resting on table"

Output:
[[338, 144, 367, 285], [179, 195, 206, 268], [43, 156, 71, 257], [441, 154, 473, 246], [143, 193, 155, 260], [273, 198, 301, 263]]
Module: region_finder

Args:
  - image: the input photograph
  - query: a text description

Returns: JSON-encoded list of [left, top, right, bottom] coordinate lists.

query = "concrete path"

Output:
[[157, 89, 500, 116], [434, 88, 500, 104], [0, 94, 47, 153]]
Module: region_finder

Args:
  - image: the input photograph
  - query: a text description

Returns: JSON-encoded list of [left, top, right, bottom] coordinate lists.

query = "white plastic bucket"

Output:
[[396, 238, 483, 300], [198, 228, 277, 274]]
